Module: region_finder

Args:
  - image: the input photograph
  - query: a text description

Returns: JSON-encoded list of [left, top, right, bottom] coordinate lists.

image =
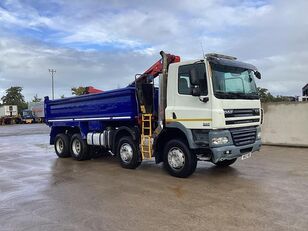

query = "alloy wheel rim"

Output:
[[72, 139, 81, 155], [56, 139, 64, 153], [167, 147, 185, 170], [120, 143, 133, 163]]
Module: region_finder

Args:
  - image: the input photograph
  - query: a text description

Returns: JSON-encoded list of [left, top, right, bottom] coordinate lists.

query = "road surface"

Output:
[[0, 124, 307, 231]]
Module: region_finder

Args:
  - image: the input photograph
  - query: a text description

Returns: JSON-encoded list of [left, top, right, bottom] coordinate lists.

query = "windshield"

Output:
[[23, 110, 32, 117], [211, 63, 259, 99]]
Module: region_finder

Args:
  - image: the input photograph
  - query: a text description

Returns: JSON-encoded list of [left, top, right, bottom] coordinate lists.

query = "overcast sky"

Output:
[[0, 0, 307, 101]]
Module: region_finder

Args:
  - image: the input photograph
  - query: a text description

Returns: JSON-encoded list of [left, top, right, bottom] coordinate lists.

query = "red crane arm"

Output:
[[130, 53, 180, 86], [143, 54, 180, 78]]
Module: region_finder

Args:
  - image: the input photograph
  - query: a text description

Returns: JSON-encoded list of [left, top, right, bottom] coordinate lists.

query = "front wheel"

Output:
[[214, 158, 237, 167], [163, 139, 197, 178], [117, 136, 141, 169]]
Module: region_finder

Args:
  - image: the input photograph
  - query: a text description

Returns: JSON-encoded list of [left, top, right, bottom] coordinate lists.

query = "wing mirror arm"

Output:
[[191, 85, 201, 96], [199, 96, 209, 103], [191, 86, 209, 103]]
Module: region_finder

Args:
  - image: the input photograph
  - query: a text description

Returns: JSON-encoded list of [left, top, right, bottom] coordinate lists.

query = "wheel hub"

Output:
[[56, 139, 64, 153], [168, 147, 185, 170], [120, 143, 133, 163], [72, 139, 81, 155]]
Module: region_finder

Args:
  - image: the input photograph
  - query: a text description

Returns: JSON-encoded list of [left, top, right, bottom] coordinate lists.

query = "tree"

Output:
[[257, 87, 295, 102], [1, 86, 27, 113], [257, 87, 275, 102], [32, 94, 42, 102], [274, 95, 295, 102], [71, 86, 87, 96]]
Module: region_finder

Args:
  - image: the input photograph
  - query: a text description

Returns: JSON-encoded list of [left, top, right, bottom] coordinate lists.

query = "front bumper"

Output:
[[211, 139, 262, 163]]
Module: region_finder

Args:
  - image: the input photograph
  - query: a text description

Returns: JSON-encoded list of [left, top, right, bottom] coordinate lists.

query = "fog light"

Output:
[[224, 150, 231, 154], [257, 131, 261, 139], [212, 136, 229, 145]]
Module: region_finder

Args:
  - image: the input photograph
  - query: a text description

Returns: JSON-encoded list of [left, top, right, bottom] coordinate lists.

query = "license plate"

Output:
[[241, 152, 252, 160]]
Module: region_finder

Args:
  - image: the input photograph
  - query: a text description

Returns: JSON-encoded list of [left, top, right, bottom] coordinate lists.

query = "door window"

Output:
[[178, 63, 207, 95]]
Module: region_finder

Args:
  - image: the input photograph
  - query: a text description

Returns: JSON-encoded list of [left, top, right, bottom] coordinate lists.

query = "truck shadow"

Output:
[[194, 164, 240, 179], [50, 154, 241, 182]]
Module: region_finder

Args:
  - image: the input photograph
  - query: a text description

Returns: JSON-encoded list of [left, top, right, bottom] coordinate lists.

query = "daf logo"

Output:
[[224, 109, 233, 114]]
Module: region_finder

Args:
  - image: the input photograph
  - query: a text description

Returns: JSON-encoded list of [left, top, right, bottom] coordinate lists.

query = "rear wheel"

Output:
[[163, 139, 197, 178], [70, 133, 90, 161], [54, 134, 70, 158], [214, 158, 237, 167], [117, 136, 141, 169]]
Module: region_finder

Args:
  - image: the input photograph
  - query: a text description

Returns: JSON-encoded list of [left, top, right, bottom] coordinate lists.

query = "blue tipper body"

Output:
[[45, 87, 140, 143]]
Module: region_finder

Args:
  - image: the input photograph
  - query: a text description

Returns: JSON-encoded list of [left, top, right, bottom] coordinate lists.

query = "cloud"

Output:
[[0, 0, 307, 101], [0, 35, 157, 100]]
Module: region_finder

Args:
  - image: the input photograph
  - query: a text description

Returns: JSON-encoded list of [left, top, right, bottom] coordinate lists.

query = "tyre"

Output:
[[117, 136, 141, 169], [70, 133, 90, 161], [214, 158, 237, 167], [163, 139, 197, 178], [54, 134, 71, 158]]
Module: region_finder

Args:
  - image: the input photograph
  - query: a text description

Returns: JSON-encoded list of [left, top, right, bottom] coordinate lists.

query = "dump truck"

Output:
[[28, 102, 45, 122], [45, 51, 262, 177]]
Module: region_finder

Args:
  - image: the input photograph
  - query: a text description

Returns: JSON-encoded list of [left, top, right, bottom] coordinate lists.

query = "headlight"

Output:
[[212, 136, 229, 145], [257, 131, 261, 139]]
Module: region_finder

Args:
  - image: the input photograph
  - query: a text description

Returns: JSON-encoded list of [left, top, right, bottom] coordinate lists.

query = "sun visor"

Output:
[[208, 57, 258, 71]]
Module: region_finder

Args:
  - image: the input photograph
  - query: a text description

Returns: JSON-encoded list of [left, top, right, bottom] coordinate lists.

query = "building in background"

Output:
[[303, 84, 308, 96], [299, 83, 308, 101]]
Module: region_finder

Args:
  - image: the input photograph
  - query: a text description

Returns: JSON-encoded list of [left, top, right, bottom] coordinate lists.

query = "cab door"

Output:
[[166, 62, 212, 129]]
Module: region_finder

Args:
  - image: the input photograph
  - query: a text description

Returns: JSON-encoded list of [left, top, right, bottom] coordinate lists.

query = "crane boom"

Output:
[[129, 53, 180, 86]]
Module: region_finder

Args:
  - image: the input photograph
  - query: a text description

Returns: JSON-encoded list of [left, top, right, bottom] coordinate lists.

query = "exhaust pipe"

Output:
[[153, 51, 168, 137], [159, 51, 168, 124]]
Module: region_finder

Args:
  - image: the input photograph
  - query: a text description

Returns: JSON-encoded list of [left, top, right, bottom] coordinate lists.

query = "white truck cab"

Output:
[[154, 53, 262, 176]]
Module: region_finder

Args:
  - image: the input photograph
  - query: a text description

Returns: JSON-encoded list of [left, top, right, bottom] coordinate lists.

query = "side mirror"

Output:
[[254, 71, 261, 79], [192, 86, 201, 96], [189, 68, 199, 85]]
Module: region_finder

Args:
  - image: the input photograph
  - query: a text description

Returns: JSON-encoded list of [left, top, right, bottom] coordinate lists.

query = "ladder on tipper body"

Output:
[[141, 114, 152, 159], [137, 89, 154, 160]]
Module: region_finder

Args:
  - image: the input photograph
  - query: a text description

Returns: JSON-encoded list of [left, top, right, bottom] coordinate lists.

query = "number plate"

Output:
[[241, 152, 252, 160]]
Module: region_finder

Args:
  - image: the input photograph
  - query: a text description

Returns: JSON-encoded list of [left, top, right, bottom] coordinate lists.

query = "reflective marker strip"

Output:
[[48, 116, 131, 122], [111, 116, 131, 120], [75, 117, 111, 121], [48, 119, 74, 122], [166, 118, 212, 123]]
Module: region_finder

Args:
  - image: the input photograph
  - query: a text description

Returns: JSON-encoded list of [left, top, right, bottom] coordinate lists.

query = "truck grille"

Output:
[[230, 127, 257, 146], [226, 119, 259, 125], [224, 108, 260, 118]]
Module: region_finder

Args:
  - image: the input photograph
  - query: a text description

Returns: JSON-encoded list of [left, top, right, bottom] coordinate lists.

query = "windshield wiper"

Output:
[[230, 92, 259, 99], [215, 91, 259, 99], [245, 92, 260, 99], [214, 91, 238, 99]]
